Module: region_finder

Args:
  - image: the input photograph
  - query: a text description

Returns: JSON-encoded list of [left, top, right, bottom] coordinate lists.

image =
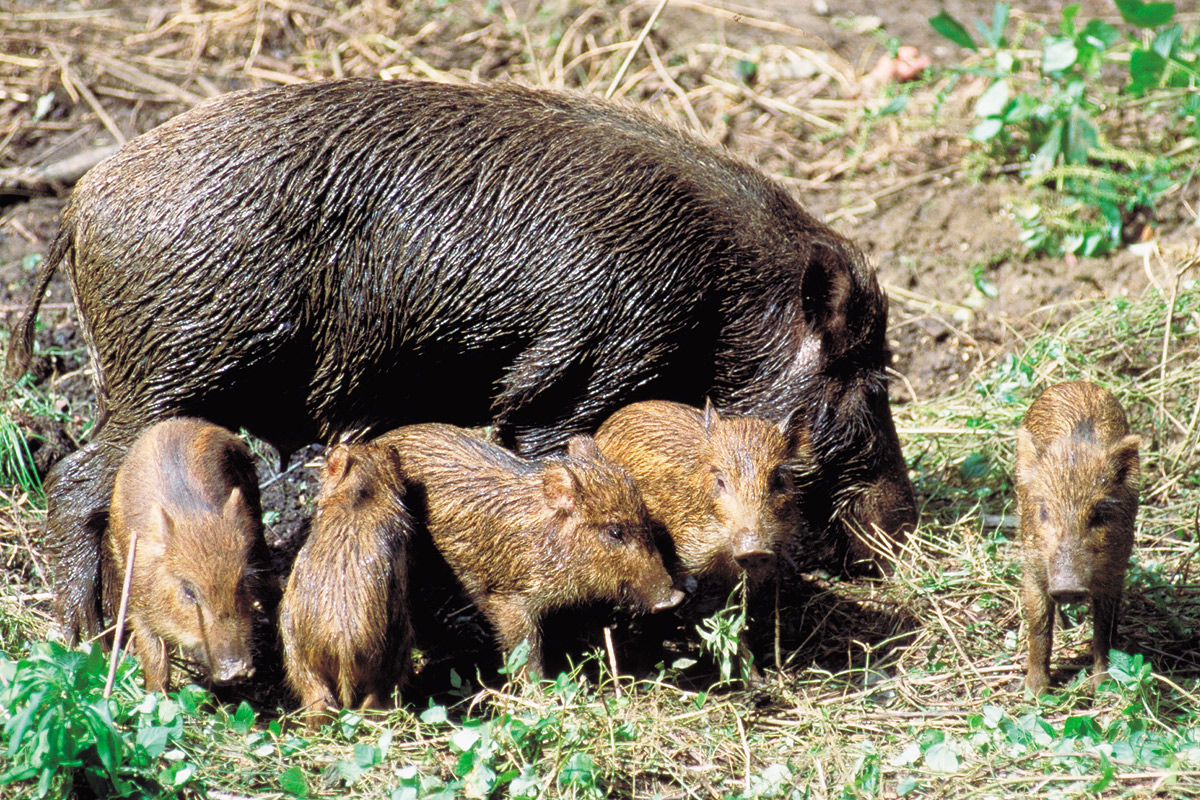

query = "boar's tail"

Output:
[[6, 230, 69, 382]]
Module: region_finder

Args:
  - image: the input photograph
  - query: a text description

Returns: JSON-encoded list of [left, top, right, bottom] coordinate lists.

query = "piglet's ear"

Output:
[[322, 444, 354, 491], [1108, 434, 1141, 486], [542, 464, 577, 512], [154, 502, 175, 542], [567, 434, 602, 462], [222, 486, 249, 523], [1014, 428, 1041, 484]]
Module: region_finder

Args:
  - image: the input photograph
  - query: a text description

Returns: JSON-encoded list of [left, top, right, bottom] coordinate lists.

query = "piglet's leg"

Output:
[[131, 619, 171, 693], [1022, 570, 1054, 695], [481, 596, 543, 680], [1090, 588, 1122, 688]]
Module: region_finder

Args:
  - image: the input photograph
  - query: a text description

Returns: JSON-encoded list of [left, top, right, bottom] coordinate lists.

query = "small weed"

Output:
[[932, 2, 1198, 255], [0, 643, 202, 799]]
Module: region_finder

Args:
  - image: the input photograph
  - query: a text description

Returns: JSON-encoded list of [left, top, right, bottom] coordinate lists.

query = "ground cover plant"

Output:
[[1, 1, 1199, 797]]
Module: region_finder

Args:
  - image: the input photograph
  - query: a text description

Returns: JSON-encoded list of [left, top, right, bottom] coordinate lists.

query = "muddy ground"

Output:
[[0, 0, 1196, 678]]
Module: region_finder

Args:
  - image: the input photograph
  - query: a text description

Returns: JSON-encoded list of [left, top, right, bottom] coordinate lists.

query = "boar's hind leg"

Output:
[[1090, 588, 1122, 687], [44, 428, 134, 644]]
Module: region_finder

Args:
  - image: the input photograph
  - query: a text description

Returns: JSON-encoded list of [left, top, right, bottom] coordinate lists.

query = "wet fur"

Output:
[[1015, 381, 1140, 694], [103, 418, 273, 692], [279, 441, 413, 715], [8, 78, 911, 642], [595, 400, 802, 589], [379, 423, 679, 677]]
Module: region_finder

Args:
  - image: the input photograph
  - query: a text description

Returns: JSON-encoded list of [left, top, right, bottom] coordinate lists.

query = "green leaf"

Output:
[[1063, 714, 1102, 741], [974, 79, 1010, 118], [1004, 94, 1039, 123], [1115, 0, 1176, 29], [1065, 107, 1098, 165], [923, 742, 961, 773], [231, 701, 256, 735], [420, 704, 448, 725], [969, 119, 1003, 143], [1080, 19, 1120, 49], [1091, 753, 1116, 792], [135, 725, 169, 759], [337, 759, 366, 785], [976, 2, 1010, 49], [558, 752, 597, 787], [897, 775, 921, 796], [354, 743, 381, 768], [959, 453, 990, 480], [930, 11, 977, 51], [1130, 48, 1167, 91], [875, 96, 908, 116], [280, 766, 309, 798], [450, 728, 480, 753], [1042, 38, 1079, 73], [1152, 24, 1182, 58], [1028, 121, 1064, 177]]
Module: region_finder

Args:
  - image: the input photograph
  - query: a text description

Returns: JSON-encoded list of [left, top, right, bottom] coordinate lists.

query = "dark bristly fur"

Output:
[[279, 441, 413, 717], [6, 78, 913, 643], [379, 423, 682, 678], [1016, 381, 1140, 695], [103, 418, 275, 692]]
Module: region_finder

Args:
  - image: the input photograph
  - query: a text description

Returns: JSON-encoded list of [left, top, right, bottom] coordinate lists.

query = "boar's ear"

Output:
[[542, 463, 578, 512], [566, 434, 602, 462], [702, 398, 721, 434], [775, 406, 798, 439], [1014, 428, 1041, 483], [800, 244, 853, 343], [322, 444, 354, 490], [1108, 434, 1141, 486]]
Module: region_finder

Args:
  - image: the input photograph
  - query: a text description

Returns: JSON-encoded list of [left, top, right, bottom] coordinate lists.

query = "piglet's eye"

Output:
[[180, 582, 198, 604], [713, 471, 728, 494], [605, 526, 625, 543], [1038, 504, 1050, 524]]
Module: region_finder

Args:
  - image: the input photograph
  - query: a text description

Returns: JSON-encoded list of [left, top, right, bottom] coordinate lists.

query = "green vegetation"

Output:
[[1, 2, 1198, 797], [2, 280, 1197, 798], [932, 1, 1199, 256]]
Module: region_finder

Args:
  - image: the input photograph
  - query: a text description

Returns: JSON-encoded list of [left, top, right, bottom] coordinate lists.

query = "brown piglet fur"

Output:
[[103, 418, 275, 692], [1016, 381, 1140, 695], [594, 399, 803, 590], [279, 441, 413, 716], [380, 424, 683, 678]]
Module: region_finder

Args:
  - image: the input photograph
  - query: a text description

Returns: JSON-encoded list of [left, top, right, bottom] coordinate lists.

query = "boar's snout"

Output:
[[653, 589, 686, 612]]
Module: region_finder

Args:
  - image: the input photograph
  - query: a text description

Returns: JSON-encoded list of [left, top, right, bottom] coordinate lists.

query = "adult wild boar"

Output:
[[8, 78, 915, 643]]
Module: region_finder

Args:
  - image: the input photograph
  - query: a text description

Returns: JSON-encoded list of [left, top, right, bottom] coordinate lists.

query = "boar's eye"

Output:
[[1089, 502, 1117, 528], [712, 470, 729, 495], [768, 466, 791, 495], [1038, 504, 1050, 525], [604, 525, 625, 544]]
